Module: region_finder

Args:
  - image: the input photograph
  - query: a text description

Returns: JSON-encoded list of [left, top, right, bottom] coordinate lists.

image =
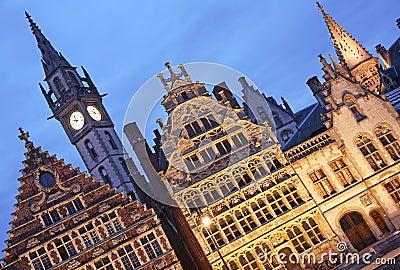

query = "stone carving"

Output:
[[67, 259, 81, 269], [26, 237, 39, 248], [92, 247, 104, 257], [98, 203, 111, 213], [360, 193, 376, 206]]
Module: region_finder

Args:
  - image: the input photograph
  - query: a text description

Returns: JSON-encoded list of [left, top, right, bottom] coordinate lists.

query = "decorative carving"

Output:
[[73, 212, 89, 223], [26, 237, 40, 248], [92, 247, 104, 257], [112, 234, 126, 245], [67, 259, 81, 269], [49, 224, 64, 235], [98, 203, 111, 213], [360, 193, 376, 206]]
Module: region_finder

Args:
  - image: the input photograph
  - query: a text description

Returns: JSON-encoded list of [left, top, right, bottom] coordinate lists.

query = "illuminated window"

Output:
[[94, 256, 113, 270], [266, 190, 289, 215], [344, 95, 366, 122], [54, 235, 77, 261], [254, 243, 279, 269], [375, 125, 400, 161], [384, 176, 400, 205], [215, 139, 231, 156], [66, 198, 84, 215], [302, 218, 326, 245], [85, 140, 98, 159], [248, 158, 268, 180], [287, 226, 311, 253], [42, 209, 61, 227], [101, 211, 123, 236], [235, 206, 257, 233], [238, 251, 258, 270], [78, 222, 100, 248], [282, 184, 304, 207], [356, 135, 386, 171], [250, 198, 273, 225], [219, 215, 241, 242], [202, 224, 225, 251], [329, 158, 356, 187], [29, 248, 52, 270], [140, 232, 163, 260], [308, 169, 336, 198], [118, 244, 141, 269], [233, 167, 252, 188]]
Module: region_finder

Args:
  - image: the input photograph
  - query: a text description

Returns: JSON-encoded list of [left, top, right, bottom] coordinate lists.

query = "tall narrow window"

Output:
[[67, 71, 79, 85], [53, 77, 62, 91], [375, 125, 400, 161], [215, 139, 231, 156], [238, 251, 259, 270], [85, 140, 98, 159], [301, 218, 326, 245], [29, 248, 52, 270], [66, 198, 84, 215], [105, 131, 118, 150], [42, 209, 61, 227], [356, 135, 386, 171], [329, 158, 356, 187], [99, 166, 111, 184], [345, 95, 366, 122], [54, 235, 77, 261], [308, 169, 335, 198]]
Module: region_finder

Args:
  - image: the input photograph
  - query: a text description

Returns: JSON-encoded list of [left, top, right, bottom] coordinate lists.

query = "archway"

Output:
[[279, 247, 301, 270], [370, 210, 390, 235], [339, 211, 376, 251]]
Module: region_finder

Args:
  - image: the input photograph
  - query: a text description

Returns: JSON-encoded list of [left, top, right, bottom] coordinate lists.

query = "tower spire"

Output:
[[317, 2, 372, 70], [25, 11, 71, 77]]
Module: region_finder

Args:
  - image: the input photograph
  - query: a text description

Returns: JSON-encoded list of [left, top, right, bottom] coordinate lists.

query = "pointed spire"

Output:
[[328, 54, 348, 75], [25, 12, 71, 77], [319, 54, 335, 81], [317, 2, 372, 70]]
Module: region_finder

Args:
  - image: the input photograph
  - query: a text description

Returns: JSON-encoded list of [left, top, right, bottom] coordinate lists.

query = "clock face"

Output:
[[69, 111, 85, 130], [87, 105, 102, 121]]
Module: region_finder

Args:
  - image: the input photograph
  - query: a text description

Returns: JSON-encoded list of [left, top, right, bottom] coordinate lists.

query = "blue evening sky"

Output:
[[0, 0, 399, 253]]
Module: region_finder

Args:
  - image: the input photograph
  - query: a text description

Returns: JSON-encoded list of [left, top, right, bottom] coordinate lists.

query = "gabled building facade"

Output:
[[1, 129, 181, 269]]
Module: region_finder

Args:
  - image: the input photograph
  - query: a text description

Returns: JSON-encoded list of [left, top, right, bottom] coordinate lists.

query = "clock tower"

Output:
[[26, 12, 136, 196]]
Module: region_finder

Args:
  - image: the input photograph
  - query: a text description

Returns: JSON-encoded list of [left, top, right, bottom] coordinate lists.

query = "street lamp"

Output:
[[201, 215, 229, 270]]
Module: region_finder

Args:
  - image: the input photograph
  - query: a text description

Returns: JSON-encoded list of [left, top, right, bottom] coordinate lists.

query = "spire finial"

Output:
[[317, 2, 372, 70], [25, 12, 71, 77], [18, 127, 30, 142]]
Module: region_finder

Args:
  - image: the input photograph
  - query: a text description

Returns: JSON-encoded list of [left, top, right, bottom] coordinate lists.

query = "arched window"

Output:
[[99, 166, 110, 184], [105, 131, 118, 150], [375, 125, 400, 161], [184, 115, 219, 138], [53, 77, 62, 91], [84, 140, 98, 159], [286, 226, 311, 253], [67, 71, 79, 85], [344, 95, 366, 122], [356, 135, 386, 171]]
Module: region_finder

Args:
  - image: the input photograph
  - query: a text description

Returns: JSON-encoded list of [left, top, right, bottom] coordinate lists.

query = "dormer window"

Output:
[[344, 95, 366, 122]]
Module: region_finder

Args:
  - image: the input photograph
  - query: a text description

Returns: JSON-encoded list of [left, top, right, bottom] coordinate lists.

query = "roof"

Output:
[[282, 103, 327, 151]]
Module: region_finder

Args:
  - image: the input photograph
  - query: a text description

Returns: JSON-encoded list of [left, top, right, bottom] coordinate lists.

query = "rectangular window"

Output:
[[329, 158, 356, 187], [66, 198, 84, 215], [234, 206, 257, 233], [29, 248, 52, 270], [101, 211, 123, 236], [215, 139, 231, 156], [231, 132, 248, 148], [94, 256, 114, 270], [78, 222, 100, 248], [118, 244, 141, 269], [54, 235, 77, 261], [42, 209, 61, 227], [140, 233, 163, 260], [384, 176, 400, 205], [308, 169, 336, 198]]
